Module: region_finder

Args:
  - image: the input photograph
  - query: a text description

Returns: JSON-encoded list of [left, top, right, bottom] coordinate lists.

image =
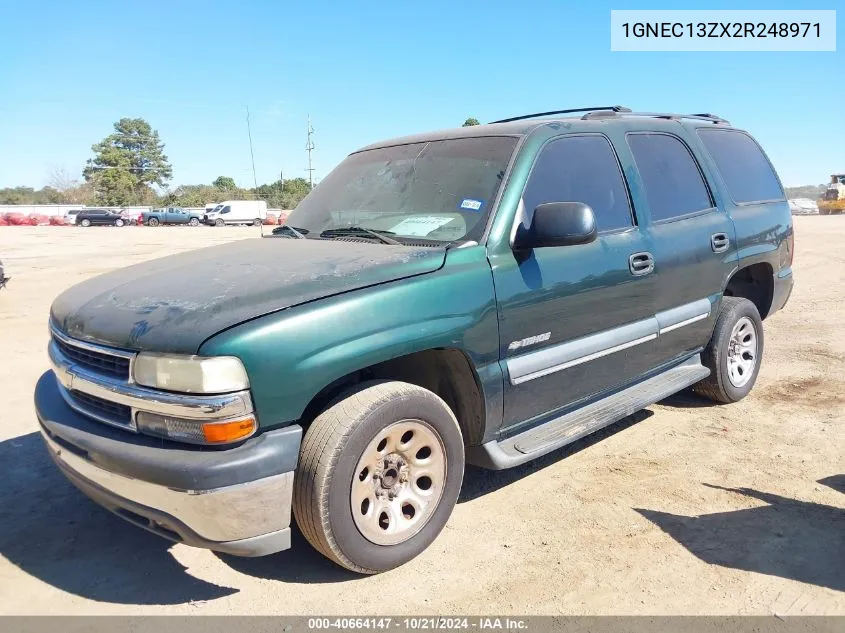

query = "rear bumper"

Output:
[[34, 371, 302, 556], [771, 267, 794, 314]]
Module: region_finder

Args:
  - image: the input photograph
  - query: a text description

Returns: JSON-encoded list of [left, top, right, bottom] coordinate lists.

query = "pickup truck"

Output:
[[142, 207, 203, 226], [35, 107, 793, 574]]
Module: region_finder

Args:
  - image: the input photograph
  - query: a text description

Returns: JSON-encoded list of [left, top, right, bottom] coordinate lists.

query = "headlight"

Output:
[[132, 353, 250, 393]]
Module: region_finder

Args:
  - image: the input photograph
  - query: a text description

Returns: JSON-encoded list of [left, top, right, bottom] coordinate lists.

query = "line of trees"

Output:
[[0, 117, 313, 210]]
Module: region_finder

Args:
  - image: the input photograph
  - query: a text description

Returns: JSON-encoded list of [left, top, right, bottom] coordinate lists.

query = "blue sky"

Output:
[[0, 0, 841, 189]]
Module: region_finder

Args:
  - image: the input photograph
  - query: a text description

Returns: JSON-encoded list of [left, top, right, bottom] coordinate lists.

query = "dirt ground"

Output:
[[0, 220, 842, 615]]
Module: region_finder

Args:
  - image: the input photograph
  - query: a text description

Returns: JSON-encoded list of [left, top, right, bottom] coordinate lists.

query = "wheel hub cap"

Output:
[[726, 316, 758, 388], [351, 419, 447, 546]]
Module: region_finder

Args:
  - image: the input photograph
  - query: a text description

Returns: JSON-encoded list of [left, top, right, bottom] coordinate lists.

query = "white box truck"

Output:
[[203, 200, 268, 226]]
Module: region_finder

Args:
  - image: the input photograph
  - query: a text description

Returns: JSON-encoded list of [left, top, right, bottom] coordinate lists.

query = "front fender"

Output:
[[199, 245, 502, 429]]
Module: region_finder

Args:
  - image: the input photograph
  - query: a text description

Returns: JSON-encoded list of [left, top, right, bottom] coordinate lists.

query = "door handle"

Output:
[[629, 251, 655, 276], [711, 232, 730, 253]]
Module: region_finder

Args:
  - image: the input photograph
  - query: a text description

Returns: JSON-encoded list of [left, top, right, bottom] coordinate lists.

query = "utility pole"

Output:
[[305, 114, 315, 188]]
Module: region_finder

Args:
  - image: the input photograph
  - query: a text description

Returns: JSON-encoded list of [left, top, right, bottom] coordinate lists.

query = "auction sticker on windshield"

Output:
[[459, 198, 484, 211], [390, 216, 454, 237]]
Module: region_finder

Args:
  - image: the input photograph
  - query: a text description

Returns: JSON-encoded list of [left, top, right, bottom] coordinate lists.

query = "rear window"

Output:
[[697, 129, 784, 204]]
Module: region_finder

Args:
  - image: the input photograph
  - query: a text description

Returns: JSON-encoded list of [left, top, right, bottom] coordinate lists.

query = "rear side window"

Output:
[[627, 133, 712, 222], [697, 129, 784, 203], [522, 135, 633, 232]]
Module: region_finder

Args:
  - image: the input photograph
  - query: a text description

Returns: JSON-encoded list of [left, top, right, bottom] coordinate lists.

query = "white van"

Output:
[[204, 200, 268, 226]]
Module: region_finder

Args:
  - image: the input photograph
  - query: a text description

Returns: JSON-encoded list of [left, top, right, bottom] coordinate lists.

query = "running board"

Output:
[[466, 356, 710, 470]]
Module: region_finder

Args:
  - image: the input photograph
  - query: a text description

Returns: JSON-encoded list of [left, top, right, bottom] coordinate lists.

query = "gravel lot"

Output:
[[0, 220, 842, 615]]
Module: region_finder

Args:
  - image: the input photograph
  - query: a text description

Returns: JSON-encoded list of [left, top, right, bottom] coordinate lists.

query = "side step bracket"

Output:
[[466, 356, 709, 470]]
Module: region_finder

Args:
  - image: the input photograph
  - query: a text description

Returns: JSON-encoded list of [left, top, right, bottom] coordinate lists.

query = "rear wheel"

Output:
[[148, 217, 160, 227], [80, 218, 91, 227], [253, 218, 261, 226], [293, 381, 464, 574], [693, 297, 763, 404]]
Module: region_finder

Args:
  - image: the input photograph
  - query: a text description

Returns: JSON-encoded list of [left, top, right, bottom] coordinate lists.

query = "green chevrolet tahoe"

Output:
[[35, 106, 794, 574]]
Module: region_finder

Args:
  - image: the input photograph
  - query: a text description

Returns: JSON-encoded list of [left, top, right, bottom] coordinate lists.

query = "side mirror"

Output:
[[514, 202, 598, 250]]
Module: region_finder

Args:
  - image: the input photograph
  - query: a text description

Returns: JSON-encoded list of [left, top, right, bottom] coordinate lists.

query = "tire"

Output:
[[293, 381, 464, 574], [253, 218, 261, 226], [215, 219, 225, 227], [693, 297, 764, 404], [80, 219, 91, 227], [189, 217, 199, 226], [148, 217, 160, 227], [115, 219, 125, 227]]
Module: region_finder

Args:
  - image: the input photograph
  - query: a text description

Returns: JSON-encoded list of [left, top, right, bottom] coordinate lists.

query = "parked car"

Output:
[[76, 209, 129, 227], [36, 107, 793, 574], [203, 200, 267, 226], [142, 207, 203, 227], [65, 209, 83, 225], [788, 198, 818, 215], [0, 259, 8, 290]]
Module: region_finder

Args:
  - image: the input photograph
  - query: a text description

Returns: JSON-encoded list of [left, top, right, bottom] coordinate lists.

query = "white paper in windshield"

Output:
[[390, 216, 453, 237]]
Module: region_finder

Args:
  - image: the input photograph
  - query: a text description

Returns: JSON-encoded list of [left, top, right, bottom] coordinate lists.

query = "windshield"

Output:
[[210, 204, 224, 213], [285, 136, 517, 243]]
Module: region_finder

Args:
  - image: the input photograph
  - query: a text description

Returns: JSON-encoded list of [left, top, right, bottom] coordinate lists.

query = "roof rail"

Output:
[[582, 110, 730, 125], [490, 106, 631, 124]]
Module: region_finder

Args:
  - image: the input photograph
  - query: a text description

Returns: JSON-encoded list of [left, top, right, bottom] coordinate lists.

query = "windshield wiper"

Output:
[[321, 226, 402, 245], [271, 225, 308, 239]]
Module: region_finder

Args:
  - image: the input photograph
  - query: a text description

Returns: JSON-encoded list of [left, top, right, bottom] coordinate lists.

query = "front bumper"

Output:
[[34, 371, 303, 556]]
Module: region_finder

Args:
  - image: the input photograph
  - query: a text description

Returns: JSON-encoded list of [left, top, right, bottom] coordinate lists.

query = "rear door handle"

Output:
[[629, 251, 655, 276], [711, 232, 730, 253]]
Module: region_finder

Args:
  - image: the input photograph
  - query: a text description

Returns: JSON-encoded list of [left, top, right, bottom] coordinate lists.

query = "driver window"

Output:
[[522, 135, 634, 232]]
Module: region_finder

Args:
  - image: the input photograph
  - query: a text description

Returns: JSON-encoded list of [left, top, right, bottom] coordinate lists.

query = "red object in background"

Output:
[[4, 213, 29, 225], [49, 216, 68, 226], [30, 214, 50, 225], [0, 217, 8, 226]]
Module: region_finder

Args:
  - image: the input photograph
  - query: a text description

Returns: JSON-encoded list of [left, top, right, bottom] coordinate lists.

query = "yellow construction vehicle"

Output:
[[819, 174, 845, 215]]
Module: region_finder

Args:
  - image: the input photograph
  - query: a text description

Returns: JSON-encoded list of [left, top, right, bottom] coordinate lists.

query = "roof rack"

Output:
[[489, 107, 730, 126], [490, 106, 631, 124], [581, 110, 730, 124]]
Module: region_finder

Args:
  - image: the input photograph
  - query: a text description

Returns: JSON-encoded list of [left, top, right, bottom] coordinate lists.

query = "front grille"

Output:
[[69, 390, 133, 428], [52, 335, 131, 380]]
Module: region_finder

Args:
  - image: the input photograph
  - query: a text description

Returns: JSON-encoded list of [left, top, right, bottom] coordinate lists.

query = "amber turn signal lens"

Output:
[[202, 417, 256, 443]]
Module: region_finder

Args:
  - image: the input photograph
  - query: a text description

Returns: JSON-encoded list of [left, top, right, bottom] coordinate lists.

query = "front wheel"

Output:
[[215, 218, 225, 227], [253, 218, 262, 226], [693, 297, 764, 404], [115, 219, 125, 227], [189, 217, 199, 226], [293, 381, 464, 574]]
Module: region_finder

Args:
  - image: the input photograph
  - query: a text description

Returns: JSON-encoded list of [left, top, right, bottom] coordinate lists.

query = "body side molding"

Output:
[[506, 298, 712, 386]]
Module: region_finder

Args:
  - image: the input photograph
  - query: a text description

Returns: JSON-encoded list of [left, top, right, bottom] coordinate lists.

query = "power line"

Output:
[[246, 106, 259, 191]]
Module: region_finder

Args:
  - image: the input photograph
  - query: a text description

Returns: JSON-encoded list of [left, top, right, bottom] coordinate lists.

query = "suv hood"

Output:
[[51, 238, 446, 353]]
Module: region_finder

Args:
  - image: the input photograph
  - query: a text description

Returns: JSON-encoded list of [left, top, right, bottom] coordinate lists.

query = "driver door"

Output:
[[490, 133, 659, 433]]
